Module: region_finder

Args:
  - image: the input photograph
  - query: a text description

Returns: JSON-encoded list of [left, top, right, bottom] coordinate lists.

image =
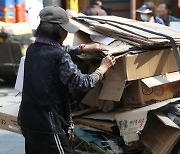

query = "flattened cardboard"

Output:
[[74, 118, 117, 133], [141, 71, 180, 88], [63, 30, 92, 46], [82, 111, 118, 121], [90, 35, 115, 45], [107, 40, 134, 55], [0, 103, 21, 134], [140, 117, 180, 154], [70, 18, 101, 36], [115, 97, 180, 137]]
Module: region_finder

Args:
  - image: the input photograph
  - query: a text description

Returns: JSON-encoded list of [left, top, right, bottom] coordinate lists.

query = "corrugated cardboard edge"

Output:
[[74, 118, 116, 133], [141, 71, 180, 88]]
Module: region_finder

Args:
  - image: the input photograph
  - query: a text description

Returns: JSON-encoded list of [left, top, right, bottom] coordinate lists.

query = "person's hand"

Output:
[[82, 43, 109, 54], [98, 55, 116, 75]]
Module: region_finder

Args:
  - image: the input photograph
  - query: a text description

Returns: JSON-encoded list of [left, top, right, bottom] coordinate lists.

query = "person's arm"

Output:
[[64, 43, 109, 56], [59, 52, 115, 93]]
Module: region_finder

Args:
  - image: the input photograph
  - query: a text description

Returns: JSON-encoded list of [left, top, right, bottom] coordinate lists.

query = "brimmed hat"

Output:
[[136, 5, 152, 14], [39, 6, 79, 33]]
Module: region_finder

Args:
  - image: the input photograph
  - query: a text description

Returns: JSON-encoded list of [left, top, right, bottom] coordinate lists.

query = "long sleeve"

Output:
[[58, 52, 99, 93], [63, 45, 81, 56]]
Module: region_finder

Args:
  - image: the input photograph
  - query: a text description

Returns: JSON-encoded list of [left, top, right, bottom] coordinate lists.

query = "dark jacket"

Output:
[[18, 39, 98, 134], [163, 15, 180, 26], [82, 4, 107, 16]]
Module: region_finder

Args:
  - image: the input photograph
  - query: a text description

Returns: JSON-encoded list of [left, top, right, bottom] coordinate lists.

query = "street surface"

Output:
[[0, 81, 25, 154]]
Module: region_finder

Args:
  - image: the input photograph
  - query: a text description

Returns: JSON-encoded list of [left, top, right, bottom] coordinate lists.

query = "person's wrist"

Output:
[[98, 65, 107, 75], [79, 44, 86, 53], [95, 68, 103, 80]]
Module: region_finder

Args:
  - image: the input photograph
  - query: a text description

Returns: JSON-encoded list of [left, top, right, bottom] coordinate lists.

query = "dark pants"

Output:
[[22, 129, 73, 154]]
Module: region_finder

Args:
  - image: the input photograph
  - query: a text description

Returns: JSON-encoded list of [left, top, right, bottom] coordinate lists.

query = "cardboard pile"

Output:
[[1, 15, 179, 153], [64, 16, 180, 153]]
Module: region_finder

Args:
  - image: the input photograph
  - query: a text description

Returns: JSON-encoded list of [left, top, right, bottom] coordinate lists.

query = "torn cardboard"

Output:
[[115, 98, 180, 143], [140, 117, 180, 154]]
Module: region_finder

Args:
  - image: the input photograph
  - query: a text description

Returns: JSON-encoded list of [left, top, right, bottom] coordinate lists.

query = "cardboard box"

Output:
[[115, 98, 180, 143], [98, 49, 178, 102], [111, 48, 178, 81], [0, 103, 21, 134], [121, 80, 180, 107], [140, 115, 180, 154]]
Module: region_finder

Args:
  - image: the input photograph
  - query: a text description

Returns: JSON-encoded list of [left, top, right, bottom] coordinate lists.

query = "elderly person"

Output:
[[157, 2, 180, 26], [18, 6, 115, 154]]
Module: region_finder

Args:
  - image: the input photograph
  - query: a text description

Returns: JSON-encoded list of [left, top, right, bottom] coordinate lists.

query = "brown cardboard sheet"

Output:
[[74, 118, 117, 133], [0, 103, 21, 134], [140, 117, 180, 154]]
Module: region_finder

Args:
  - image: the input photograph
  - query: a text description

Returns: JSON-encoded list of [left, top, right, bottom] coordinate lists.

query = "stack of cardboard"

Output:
[[63, 16, 180, 153], [1, 15, 180, 153]]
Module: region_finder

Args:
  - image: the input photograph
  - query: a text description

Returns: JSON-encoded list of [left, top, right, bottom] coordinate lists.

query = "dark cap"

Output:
[[39, 6, 79, 33]]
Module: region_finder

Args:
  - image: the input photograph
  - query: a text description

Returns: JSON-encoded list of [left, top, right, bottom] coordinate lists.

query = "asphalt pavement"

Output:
[[0, 81, 25, 154]]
